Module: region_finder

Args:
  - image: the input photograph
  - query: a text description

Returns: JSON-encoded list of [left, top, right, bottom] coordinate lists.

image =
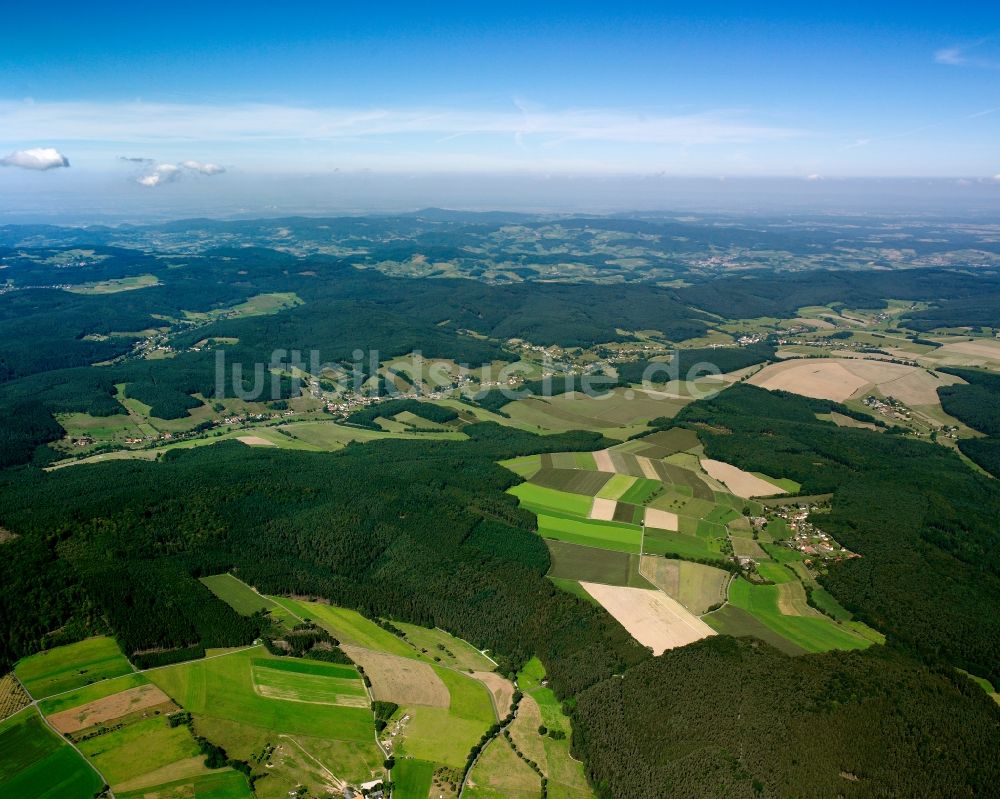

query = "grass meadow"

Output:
[[146, 647, 374, 742], [0, 708, 103, 799], [727, 579, 871, 653], [15, 636, 133, 699]]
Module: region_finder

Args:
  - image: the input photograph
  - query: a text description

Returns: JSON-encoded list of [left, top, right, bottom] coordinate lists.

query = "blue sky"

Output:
[[0, 2, 998, 215]]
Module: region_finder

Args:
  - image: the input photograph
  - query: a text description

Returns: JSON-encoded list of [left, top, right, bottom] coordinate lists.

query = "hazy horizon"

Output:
[[2, 2, 999, 223]]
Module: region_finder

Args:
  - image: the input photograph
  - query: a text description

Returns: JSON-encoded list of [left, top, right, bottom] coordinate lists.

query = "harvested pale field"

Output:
[[750, 357, 965, 406], [341, 646, 449, 707], [236, 434, 276, 446], [749, 359, 869, 402], [937, 339, 1000, 360], [881, 369, 964, 406], [643, 508, 679, 531], [471, 671, 514, 719], [637, 456, 660, 480], [701, 459, 787, 498], [48, 684, 173, 734], [592, 449, 614, 472], [580, 583, 715, 655], [589, 497, 617, 521]]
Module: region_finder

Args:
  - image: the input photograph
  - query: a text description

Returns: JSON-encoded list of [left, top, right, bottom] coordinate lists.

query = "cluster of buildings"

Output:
[[862, 394, 911, 422], [766, 503, 856, 564]]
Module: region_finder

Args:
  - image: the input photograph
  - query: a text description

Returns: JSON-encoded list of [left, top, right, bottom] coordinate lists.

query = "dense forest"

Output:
[[937, 367, 1000, 478], [2, 227, 1000, 797], [0, 416, 997, 796], [573, 636, 1000, 798], [663, 384, 1000, 685], [0, 425, 648, 695]]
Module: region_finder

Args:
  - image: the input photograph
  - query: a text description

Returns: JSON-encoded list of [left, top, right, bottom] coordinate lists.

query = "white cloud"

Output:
[[993, 174, 1000, 182], [135, 160, 226, 186], [136, 163, 180, 187], [934, 42, 1000, 69], [180, 160, 225, 175], [805, 174, 823, 181], [0, 147, 69, 170]]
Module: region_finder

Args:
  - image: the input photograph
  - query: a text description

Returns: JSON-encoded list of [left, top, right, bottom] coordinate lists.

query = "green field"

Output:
[[546, 540, 651, 587], [727, 578, 871, 653], [250, 658, 368, 706], [117, 770, 253, 799], [760, 541, 803, 562], [465, 736, 540, 799], [76, 714, 207, 787], [15, 636, 134, 699], [513, 659, 595, 799], [393, 758, 436, 799], [809, 586, 854, 622], [0, 708, 104, 799], [270, 598, 416, 658], [507, 482, 594, 516], [146, 647, 374, 741], [497, 454, 542, 479], [200, 573, 298, 627], [37, 672, 148, 716], [617, 477, 662, 505], [501, 388, 684, 439], [641, 528, 724, 561], [756, 561, 795, 584], [595, 473, 636, 500], [537, 514, 642, 553], [278, 420, 465, 451], [390, 621, 496, 672], [393, 667, 495, 768], [702, 606, 808, 656]]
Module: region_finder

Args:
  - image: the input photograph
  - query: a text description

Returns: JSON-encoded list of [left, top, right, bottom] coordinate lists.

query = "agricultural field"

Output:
[[546, 540, 651, 588], [15, 636, 134, 699], [16, 641, 252, 797], [639, 557, 731, 614], [580, 583, 716, 655], [145, 646, 383, 796], [511, 658, 595, 799], [270, 596, 509, 775], [464, 733, 540, 799], [723, 578, 871, 653], [0, 708, 104, 799], [505, 438, 761, 602], [392, 757, 437, 799], [117, 770, 253, 799], [200, 572, 299, 627], [277, 420, 466, 450], [66, 273, 160, 294], [147, 648, 374, 741], [748, 356, 964, 407], [700, 459, 790, 498], [0, 675, 29, 722], [501, 386, 690, 439], [507, 482, 596, 516]]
